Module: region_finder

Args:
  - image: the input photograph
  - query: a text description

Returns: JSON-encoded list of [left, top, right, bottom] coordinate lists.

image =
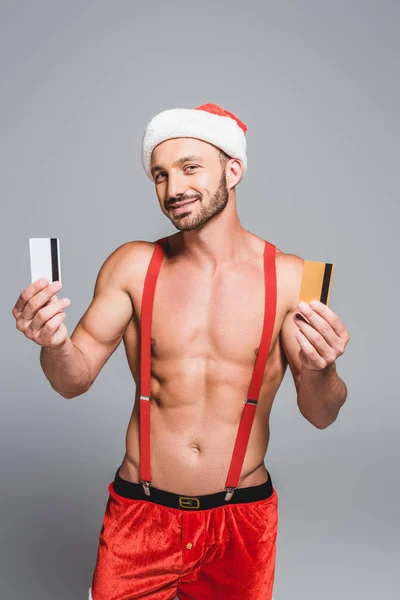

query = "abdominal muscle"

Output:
[[118, 235, 288, 495], [118, 352, 284, 496]]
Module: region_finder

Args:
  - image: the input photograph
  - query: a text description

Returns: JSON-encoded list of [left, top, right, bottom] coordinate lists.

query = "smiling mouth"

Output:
[[170, 199, 198, 211]]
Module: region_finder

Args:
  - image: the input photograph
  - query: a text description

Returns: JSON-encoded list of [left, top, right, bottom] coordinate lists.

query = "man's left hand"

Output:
[[293, 300, 350, 372]]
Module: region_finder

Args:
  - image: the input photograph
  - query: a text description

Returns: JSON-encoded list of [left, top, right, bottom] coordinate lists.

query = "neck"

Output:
[[170, 196, 253, 271]]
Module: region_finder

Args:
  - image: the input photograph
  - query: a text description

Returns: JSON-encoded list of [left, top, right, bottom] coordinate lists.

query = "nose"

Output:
[[166, 171, 187, 201]]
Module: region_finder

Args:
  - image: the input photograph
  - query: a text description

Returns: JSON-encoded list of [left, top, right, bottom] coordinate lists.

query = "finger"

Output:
[[307, 300, 348, 338], [294, 314, 332, 357], [21, 280, 63, 321], [46, 294, 59, 304], [40, 311, 68, 344], [30, 297, 70, 332], [297, 301, 337, 345], [296, 330, 328, 369], [13, 278, 49, 315]]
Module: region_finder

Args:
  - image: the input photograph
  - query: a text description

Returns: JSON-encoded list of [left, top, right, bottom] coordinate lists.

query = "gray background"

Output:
[[1, 1, 399, 598]]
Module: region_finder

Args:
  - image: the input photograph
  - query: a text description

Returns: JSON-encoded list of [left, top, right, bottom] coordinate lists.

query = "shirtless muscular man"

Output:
[[12, 103, 350, 600]]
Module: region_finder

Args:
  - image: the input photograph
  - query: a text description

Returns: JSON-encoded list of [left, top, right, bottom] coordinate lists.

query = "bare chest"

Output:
[[125, 253, 287, 386]]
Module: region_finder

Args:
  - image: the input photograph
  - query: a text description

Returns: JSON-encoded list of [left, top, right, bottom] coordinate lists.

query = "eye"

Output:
[[155, 165, 198, 183]]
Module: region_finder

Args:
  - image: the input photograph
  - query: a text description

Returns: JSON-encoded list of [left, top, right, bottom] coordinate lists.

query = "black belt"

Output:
[[112, 466, 274, 510]]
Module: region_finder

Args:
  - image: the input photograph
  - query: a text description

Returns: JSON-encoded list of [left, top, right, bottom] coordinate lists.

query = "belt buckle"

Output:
[[179, 496, 200, 509]]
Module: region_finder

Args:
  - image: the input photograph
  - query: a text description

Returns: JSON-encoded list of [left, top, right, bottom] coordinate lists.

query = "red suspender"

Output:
[[139, 237, 168, 495], [224, 241, 277, 500], [139, 238, 277, 500]]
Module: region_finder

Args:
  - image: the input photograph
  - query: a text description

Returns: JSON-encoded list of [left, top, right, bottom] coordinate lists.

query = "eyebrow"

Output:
[[151, 155, 204, 177]]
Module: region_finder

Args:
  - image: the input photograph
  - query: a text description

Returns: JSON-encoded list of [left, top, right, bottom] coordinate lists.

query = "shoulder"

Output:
[[109, 240, 158, 263], [95, 240, 159, 292], [274, 246, 305, 315], [275, 246, 304, 273]]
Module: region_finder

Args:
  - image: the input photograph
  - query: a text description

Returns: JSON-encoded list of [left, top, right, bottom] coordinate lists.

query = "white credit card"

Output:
[[29, 238, 62, 284]]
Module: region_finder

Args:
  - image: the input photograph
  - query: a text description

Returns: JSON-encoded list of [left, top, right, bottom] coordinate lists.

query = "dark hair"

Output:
[[217, 148, 241, 188], [217, 148, 231, 169]]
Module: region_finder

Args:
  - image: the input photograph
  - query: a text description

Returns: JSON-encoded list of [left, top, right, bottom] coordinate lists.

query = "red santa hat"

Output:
[[141, 103, 248, 182]]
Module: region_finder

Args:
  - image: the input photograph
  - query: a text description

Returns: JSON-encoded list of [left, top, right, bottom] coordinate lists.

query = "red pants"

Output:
[[89, 470, 278, 600]]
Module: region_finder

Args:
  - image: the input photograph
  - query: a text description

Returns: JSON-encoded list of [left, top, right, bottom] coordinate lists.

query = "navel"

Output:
[[189, 444, 201, 454]]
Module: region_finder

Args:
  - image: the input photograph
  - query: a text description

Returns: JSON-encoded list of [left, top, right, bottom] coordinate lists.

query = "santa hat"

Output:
[[141, 103, 248, 182]]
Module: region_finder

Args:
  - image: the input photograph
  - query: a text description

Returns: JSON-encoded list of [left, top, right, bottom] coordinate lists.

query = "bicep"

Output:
[[70, 246, 134, 386]]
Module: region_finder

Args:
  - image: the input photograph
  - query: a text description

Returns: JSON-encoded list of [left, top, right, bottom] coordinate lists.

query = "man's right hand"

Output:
[[12, 278, 71, 349]]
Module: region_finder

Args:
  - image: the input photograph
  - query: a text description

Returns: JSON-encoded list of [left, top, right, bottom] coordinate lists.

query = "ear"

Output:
[[226, 158, 243, 190]]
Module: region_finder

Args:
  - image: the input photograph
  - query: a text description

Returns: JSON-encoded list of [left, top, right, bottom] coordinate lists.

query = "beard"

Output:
[[166, 169, 229, 232]]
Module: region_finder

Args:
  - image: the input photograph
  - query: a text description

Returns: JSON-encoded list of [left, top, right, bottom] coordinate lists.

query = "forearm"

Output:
[[297, 362, 348, 429], [40, 338, 91, 399]]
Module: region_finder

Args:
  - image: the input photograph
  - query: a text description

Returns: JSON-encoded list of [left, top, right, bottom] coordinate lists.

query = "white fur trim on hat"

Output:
[[141, 106, 247, 182]]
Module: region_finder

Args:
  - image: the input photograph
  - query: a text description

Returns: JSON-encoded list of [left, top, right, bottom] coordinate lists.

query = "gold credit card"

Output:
[[298, 260, 334, 306]]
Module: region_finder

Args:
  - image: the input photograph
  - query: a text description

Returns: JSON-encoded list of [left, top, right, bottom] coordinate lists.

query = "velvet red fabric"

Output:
[[90, 481, 278, 599]]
